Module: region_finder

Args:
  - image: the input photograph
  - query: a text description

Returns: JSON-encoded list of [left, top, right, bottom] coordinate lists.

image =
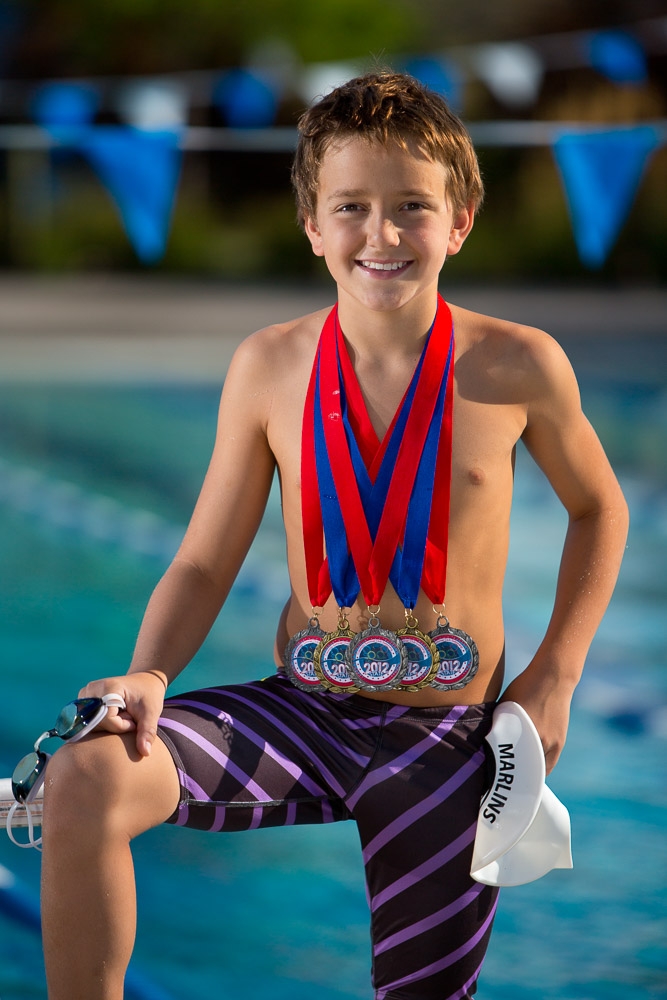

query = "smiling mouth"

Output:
[[357, 260, 411, 272]]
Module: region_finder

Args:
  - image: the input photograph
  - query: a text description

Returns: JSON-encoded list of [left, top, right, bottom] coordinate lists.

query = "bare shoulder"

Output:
[[449, 301, 578, 406], [228, 306, 331, 376], [218, 306, 332, 425]]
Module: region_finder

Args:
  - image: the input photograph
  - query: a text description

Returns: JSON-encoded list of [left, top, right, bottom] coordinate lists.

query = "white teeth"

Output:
[[360, 260, 408, 271]]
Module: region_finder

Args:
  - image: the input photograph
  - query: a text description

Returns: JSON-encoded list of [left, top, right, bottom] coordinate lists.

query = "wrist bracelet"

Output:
[[144, 669, 168, 691]]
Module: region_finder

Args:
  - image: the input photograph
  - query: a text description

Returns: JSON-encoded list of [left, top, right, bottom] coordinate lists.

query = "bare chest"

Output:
[[267, 364, 524, 510]]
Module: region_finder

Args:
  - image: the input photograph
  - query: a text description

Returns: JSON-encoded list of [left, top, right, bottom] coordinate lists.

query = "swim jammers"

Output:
[[157, 674, 499, 1000]]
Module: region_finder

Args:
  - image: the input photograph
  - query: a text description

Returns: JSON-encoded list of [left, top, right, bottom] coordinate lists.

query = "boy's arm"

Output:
[[502, 332, 629, 774], [79, 331, 278, 754]]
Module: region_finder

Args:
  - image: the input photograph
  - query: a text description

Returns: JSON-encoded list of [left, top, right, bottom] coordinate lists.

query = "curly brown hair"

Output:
[[291, 71, 483, 229]]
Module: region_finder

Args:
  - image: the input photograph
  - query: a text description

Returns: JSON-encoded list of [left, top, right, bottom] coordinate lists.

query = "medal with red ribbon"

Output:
[[285, 294, 479, 693]]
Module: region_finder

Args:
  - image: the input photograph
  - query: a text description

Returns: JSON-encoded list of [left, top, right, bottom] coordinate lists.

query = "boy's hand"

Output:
[[78, 670, 168, 758], [500, 667, 574, 775]]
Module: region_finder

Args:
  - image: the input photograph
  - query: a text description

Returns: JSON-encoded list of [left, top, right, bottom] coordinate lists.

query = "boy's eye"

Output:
[[337, 204, 363, 213], [402, 202, 426, 211]]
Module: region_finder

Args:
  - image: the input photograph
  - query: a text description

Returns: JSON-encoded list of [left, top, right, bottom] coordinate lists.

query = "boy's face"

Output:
[[304, 135, 474, 317]]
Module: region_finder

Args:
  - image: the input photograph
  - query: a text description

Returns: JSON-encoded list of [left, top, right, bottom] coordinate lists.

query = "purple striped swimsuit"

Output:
[[158, 674, 498, 999]]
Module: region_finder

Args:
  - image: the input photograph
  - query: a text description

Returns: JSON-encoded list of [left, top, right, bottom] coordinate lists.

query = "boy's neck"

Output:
[[336, 287, 441, 359]]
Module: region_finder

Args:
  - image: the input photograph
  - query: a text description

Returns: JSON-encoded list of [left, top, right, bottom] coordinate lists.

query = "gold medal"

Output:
[[313, 611, 359, 693]]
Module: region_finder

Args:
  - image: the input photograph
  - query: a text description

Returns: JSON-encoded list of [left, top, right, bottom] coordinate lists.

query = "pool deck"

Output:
[[0, 274, 665, 383]]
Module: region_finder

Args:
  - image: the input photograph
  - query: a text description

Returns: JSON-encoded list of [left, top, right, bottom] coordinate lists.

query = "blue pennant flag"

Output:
[[588, 30, 648, 85], [214, 68, 279, 128], [78, 127, 183, 264], [34, 87, 183, 264], [405, 57, 463, 111], [32, 81, 99, 127], [553, 126, 660, 269]]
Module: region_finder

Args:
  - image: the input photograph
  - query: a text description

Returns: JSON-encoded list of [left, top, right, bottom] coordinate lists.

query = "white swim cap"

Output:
[[471, 701, 573, 887]]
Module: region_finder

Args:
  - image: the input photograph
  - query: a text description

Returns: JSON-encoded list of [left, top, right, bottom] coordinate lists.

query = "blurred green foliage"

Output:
[[15, 0, 425, 75]]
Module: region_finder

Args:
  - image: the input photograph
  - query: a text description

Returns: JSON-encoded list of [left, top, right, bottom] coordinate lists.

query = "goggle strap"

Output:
[[6, 801, 43, 851], [102, 693, 126, 710]]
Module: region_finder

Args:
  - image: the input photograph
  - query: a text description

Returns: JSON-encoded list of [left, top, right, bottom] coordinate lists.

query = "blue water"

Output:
[[0, 370, 665, 999]]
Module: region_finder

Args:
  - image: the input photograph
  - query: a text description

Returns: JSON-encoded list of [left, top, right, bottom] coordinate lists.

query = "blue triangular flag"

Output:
[[32, 81, 99, 127], [405, 56, 463, 111], [589, 30, 648, 85], [214, 68, 278, 128], [553, 126, 660, 269], [78, 127, 183, 264]]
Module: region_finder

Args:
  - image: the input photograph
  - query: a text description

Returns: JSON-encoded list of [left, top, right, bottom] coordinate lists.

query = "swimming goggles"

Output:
[[5, 692, 125, 851]]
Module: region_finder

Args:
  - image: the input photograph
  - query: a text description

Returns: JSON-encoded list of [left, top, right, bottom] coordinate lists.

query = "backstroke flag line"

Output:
[[30, 81, 666, 268]]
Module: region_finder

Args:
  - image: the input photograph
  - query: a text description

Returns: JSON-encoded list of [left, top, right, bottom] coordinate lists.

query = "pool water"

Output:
[[0, 373, 665, 1000]]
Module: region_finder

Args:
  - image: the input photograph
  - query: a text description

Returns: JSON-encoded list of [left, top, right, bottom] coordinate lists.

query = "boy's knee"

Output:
[[41, 731, 179, 841], [42, 733, 134, 834]]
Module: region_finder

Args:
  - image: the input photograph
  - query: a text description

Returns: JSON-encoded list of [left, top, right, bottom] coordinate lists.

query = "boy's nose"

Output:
[[366, 213, 401, 248]]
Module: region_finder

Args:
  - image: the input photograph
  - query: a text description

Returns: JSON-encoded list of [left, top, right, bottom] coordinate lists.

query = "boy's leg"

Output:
[[41, 730, 180, 1000], [348, 703, 498, 1000]]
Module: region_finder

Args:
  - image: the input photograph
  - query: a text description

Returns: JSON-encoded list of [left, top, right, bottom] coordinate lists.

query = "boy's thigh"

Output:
[[156, 676, 379, 832]]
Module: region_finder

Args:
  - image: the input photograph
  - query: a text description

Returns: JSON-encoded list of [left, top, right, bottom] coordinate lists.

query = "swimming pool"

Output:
[[1, 316, 665, 998]]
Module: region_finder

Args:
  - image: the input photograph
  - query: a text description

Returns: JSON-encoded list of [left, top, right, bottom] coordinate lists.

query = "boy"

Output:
[[41, 73, 628, 999]]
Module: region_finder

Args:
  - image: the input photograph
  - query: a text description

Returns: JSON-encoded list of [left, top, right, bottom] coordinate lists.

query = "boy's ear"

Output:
[[446, 202, 476, 257], [304, 215, 325, 257]]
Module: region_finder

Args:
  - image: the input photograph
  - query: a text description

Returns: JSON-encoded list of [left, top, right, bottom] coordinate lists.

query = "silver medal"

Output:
[[429, 620, 479, 690], [347, 626, 408, 692], [284, 620, 326, 691]]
